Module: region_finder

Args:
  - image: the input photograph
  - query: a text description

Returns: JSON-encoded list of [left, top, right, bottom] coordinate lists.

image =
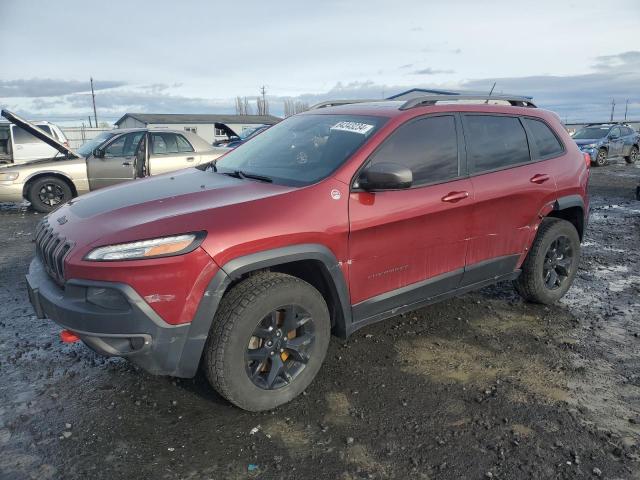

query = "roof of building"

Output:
[[114, 113, 281, 126]]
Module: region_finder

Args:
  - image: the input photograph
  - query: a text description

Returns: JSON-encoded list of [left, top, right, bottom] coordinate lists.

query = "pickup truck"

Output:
[[0, 110, 226, 212], [0, 120, 69, 165]]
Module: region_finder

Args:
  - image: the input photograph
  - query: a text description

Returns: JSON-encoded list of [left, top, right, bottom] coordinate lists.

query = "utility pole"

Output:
[[88, 116, 93, 128], [90, 77, 98, 127], [624, 99, 629, 121], [609, 98, 615, 122]]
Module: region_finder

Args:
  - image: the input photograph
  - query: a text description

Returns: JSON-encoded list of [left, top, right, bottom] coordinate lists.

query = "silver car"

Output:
[[0, 110, 226, 212]]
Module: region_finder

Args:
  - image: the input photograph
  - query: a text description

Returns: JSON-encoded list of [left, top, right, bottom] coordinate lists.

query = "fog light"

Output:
[[86, 287, 129, 310]]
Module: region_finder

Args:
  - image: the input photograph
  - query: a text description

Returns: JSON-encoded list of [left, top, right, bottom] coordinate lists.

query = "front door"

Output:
[[87, 131, 144, 189], [148, 132, 199, 176], [348, 114, 473, 322], [608, 126, 624, 157]]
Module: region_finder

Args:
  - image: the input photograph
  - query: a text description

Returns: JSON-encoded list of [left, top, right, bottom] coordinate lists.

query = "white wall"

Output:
[[146, 122, 266, 143]]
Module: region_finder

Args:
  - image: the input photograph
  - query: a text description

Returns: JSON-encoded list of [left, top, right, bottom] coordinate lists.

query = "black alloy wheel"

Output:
[[542, 235, 574, 290], [38, 182, 66, 207], [245, 305, 315, 390]]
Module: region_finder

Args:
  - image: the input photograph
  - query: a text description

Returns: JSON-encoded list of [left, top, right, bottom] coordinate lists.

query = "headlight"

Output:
[[85, 232, 205, 261], [0, 172, 19, 181]]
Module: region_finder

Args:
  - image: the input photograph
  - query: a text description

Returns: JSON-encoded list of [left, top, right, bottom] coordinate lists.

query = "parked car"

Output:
[[25, 95, 589, 411], [0, 119, 69, 164], [0, 110, 227, 212], [572, 123, 639, 166], [216, 125, 270, 149]]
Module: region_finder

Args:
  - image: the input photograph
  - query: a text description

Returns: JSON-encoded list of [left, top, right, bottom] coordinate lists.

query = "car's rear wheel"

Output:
[[27, 176, 73, 213], [595, 148, 608, 167], [514, 218, 580, 304], [625, 146, 638, 164], [202, 272, 330, 411]]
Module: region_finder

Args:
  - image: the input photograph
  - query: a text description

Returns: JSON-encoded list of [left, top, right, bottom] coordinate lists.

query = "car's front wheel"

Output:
[[202, 272, 331, 411], [514, 218, 581, 304], [27, 176, 73, 213], [625, 145, 638, 164], [595, 148, 608, 167]]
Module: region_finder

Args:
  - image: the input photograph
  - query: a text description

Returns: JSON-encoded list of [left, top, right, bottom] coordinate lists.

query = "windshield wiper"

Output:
[[221, 170, 273, 183]]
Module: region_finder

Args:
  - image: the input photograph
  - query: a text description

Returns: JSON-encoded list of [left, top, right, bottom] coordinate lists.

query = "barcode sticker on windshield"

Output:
[[330, 121, 375, 135]]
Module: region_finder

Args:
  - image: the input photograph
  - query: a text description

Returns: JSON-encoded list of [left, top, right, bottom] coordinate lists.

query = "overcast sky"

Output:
[[1, 0, 639, 124]]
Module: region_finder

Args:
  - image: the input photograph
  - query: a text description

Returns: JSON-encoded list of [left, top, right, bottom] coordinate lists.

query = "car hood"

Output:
[[1, 109, 80, 159], [573, 138, 602, 146], [48, 167, 294, 249]]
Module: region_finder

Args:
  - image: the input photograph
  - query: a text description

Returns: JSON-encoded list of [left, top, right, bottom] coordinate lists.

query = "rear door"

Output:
[[609, 127, 624, 157], [349, 114, 473, 320], [87, 131, 144, 189], [10, 124, 59, 162], [148, 132, 198, 175], [461, 114, 560, 285]]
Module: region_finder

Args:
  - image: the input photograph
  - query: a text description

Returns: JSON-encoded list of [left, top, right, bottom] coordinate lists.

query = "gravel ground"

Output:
[[0, 162, 638, 480]]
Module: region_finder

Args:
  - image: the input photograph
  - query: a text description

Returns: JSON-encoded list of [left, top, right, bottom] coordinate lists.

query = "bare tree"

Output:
[[235, 96, 253, 115], [283, 99, 308, 117], [257, 86, 270, 115]]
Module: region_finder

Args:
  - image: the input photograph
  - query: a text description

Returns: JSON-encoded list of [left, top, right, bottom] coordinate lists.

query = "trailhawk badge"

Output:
[[330, 189, 341, 200]]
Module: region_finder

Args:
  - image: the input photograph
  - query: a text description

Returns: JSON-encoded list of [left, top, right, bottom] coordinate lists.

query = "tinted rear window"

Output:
[[523, 118, 563, 158], [464, 115, 530, 173], [369, 115, 458, 185]]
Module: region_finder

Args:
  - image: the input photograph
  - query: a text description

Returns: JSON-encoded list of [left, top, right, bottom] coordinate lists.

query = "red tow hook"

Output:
[[60, 330, 80, 343]]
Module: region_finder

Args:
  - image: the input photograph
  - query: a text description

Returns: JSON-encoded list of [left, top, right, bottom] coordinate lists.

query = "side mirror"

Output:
[[357, 162, 412, 191], [93, 148, 105, 158]]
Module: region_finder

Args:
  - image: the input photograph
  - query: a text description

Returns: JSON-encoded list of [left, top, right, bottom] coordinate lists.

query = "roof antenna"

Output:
[[485, 82, 496, 103]]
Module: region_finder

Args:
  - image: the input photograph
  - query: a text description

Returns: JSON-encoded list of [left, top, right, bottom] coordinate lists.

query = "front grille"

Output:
[[34, 220, 73, 286]]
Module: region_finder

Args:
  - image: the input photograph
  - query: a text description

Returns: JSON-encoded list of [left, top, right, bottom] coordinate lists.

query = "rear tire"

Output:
[[27, 176, 73, 213], [514, 218, 580, 304], [202, 272, 331, 411], [625, 146, 638, 164], [595, 148, 608, 167]]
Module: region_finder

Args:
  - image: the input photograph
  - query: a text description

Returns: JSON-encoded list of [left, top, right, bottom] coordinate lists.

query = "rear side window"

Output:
[[369, 115, 458, 186], [463, 115, 530, 173], [176, 134, 194, 152], [523, 118, 564, 158], [151, 133, 179, 154]]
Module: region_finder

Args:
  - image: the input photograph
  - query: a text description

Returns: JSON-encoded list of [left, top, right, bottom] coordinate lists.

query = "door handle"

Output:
[[186, 157, 195, 162], [530, 174, 550, 184], [441, 191, 469, 203], [122, 161, 132, 166]]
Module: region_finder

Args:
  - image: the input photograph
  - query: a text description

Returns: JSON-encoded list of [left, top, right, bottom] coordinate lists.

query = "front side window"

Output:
[[464, 115, 530, 173], [151, 133, 179, 154], [368, 115, 458, 186], [610, 127, 621, 138], [77, 131, 116, 157], [523, 118, 564, 158], [214, 114, 386, 186], [104, 132, 144, 157]]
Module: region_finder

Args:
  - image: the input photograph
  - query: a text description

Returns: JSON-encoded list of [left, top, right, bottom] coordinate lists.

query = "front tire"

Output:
[[27, 176, 73, 213], [595, 148, 608, 167], [625, 146, 638, 164], [514, 218, 580, 304], [202, 272, 331, 411]]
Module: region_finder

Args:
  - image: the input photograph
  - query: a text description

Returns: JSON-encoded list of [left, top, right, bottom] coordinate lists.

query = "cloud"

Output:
[[592, 50, 640, 71], [399, 64, 414, 69], [0, 78, 127, 98], [411, 67, 455, 75]]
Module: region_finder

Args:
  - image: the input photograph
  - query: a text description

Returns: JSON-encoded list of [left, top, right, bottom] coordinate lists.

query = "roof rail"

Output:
[[309, 99, 379, 110], [399, 94, 536, 110]]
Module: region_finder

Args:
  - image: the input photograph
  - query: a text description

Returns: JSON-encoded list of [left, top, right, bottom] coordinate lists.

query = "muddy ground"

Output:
[[0, 162, 638, 480]]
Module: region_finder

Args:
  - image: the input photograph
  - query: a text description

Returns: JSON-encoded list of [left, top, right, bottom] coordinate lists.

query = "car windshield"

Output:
[[572, 126, 610, 139], [213, 114, 386, 186], [76, 131, 116, 156]]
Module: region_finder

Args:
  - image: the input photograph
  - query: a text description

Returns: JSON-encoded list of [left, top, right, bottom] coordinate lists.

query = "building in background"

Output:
[[114, 113, 281, 144]]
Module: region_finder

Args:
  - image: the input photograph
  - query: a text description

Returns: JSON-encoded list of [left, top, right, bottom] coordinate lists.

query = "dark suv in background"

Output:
[[572, 122, 639, 166], [26, 95, 590, 411]]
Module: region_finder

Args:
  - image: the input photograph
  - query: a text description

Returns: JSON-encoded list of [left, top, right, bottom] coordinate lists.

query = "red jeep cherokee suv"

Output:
[[26, 95, 589, 411]]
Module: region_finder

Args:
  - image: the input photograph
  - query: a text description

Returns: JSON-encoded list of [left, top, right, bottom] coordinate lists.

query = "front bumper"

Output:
[[578, 147, 598, 162], [26, 257, 206, 377], [0, 182, 25, 203]]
